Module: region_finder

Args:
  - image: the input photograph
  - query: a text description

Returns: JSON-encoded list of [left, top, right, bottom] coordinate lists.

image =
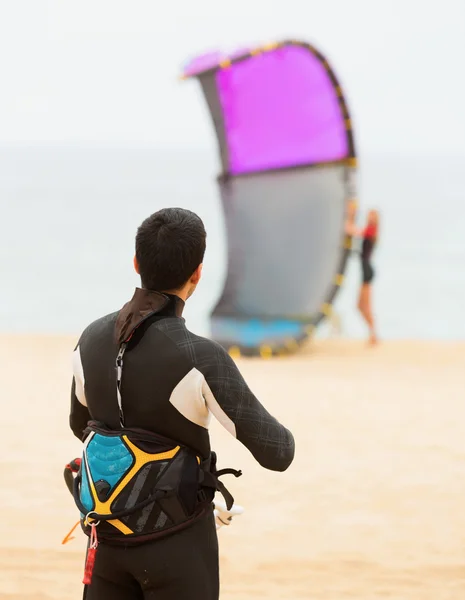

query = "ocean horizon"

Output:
[[1, 146, 464, 340]]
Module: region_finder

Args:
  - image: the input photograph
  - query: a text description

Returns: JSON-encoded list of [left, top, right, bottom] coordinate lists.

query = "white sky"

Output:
[[0, 0, 464, 154]]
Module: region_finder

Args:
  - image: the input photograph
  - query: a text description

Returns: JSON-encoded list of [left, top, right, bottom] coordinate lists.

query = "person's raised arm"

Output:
[[344, 219, 365, 238], [198, 343, 295, 471]]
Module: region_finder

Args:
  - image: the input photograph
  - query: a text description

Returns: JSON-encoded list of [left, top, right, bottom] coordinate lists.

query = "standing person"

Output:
[[69, 207, 295, 600], [344, 208, 379, 344], [348, 209, 380, 345], [358, 210, 379, 345]]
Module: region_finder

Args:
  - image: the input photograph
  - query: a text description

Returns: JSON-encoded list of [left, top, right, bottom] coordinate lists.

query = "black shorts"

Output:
[[83, 508, 219, 600], [362, 261, 374, 284]]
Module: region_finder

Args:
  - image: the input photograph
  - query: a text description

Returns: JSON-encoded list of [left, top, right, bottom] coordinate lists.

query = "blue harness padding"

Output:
[[80, 433, 134, 511]]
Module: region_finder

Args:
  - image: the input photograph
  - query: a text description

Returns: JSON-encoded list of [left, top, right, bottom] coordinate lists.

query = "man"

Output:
[[70, 207, 295, 599]]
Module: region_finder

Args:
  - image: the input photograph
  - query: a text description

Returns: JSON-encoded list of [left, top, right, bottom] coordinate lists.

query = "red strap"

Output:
[[82, 547, 97, 585], [82, 524, 99, 585]]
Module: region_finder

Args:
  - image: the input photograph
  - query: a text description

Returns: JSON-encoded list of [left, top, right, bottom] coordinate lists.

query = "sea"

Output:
[[1, 146, 464, 340]]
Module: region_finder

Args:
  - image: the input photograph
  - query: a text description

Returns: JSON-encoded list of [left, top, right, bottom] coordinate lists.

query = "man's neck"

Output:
[[137, 281, 187, 303], [163, 289, 188, 302], [139, 285, 188, 303]]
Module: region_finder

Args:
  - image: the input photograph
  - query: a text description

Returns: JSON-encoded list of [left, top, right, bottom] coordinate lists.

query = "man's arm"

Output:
[[199, 343, 295, 472], [69, 345, 90, 440]]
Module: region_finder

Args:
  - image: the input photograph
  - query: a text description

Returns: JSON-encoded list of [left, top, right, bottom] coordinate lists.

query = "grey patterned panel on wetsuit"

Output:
[[213, 164, 347, 318]]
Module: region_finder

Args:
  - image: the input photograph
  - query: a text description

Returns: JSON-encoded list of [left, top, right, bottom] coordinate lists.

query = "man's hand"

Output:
[[213, 499, 244, 530]]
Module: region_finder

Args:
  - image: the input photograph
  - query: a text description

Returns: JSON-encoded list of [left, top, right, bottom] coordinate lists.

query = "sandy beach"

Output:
[[0, 335, 464, 599]]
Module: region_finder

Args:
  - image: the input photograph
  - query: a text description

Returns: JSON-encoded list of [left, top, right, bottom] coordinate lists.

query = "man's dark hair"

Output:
[[135, 208, 206, 291]]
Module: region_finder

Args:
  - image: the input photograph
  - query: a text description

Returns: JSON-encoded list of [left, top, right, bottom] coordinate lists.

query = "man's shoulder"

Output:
[[153, 319, 230, 365], [78, 311, 119, 344]]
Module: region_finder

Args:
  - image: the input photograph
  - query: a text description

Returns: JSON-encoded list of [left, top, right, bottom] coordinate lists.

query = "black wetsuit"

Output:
[[71, 288, 295, 600], [361, 234, 376, 284]]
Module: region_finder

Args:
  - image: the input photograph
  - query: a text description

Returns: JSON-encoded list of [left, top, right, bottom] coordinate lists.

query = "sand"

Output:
[[0, 335, 464, 599]]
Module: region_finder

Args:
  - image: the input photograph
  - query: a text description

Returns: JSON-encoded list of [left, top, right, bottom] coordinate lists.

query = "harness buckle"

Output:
[[84, 511, 101, 528]]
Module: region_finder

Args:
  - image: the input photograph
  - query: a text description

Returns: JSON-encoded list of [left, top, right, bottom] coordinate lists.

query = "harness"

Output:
[[64, 335, 242, 547]]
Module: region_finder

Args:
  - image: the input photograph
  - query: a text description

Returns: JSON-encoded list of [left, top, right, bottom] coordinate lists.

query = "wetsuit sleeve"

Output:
[[199, 344, 295, 472], [69, 344, 90, 440]]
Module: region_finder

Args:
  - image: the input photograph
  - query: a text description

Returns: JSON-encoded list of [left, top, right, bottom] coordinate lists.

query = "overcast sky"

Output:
[[0, 0, 464, 155]]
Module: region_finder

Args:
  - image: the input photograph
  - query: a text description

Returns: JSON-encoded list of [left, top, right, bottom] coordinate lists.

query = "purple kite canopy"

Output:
[[182, 47, 251, 77], [183, 42, 350, 174], [182, 52, 223, 78]]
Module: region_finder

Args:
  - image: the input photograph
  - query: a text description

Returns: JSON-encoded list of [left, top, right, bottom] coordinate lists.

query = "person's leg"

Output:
[[359, 283, 377, 344], [83, 543, 144, 600], [357, 284, 364, 314], [131, 510, 219, 600]]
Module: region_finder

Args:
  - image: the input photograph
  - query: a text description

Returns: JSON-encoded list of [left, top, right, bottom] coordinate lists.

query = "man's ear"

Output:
[[191, 263, 203, 284], [133, 255, 140, 274]]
